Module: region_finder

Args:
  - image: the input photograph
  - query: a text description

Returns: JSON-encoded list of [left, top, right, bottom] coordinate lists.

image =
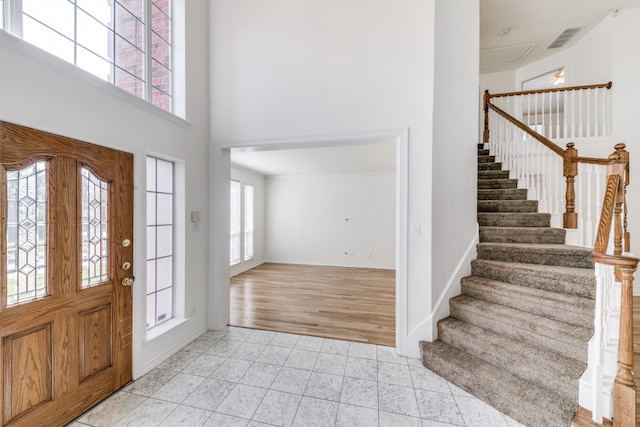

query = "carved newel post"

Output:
[[483, 90, 490, 143], [563, 142, 578, 229]]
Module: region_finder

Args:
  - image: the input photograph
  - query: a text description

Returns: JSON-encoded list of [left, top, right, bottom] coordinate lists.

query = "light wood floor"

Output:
[[230, 263, 396, 346]]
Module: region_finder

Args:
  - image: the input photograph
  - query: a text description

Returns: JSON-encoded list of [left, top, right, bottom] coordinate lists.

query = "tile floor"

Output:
[[69, 327, 524, 427]]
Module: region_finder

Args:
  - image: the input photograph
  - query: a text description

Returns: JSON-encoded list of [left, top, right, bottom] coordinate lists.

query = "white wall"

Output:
[[209, 0, 479, 357], [0, 0, 211, 377], [265, 173, 396, 269], [230, 165, 266, 275], [429, 0, 479, 339], [495, 8, 640, 255]]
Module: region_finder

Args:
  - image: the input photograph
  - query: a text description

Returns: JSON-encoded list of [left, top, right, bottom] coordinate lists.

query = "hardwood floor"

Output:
[[230, 263, 396, 346]]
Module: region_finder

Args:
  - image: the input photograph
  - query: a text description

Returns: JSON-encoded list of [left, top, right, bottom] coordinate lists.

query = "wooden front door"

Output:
[[0, 122, 133, 427]]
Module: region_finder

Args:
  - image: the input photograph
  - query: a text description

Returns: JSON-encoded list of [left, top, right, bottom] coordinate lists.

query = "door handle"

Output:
[[122, 277, 134, 287]]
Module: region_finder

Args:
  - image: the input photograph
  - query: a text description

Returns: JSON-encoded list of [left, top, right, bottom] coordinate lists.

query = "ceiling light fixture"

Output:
[[552, 69, 565, 85]]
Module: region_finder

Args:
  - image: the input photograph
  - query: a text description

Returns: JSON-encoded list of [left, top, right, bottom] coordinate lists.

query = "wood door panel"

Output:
[[79, 304, 112, 382], [0, 121, 133, 426], [0, 123, 116, 179], [2, 324, 52, 423]]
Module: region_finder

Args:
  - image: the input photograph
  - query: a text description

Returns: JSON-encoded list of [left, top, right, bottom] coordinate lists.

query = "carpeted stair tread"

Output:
[[478, 200, 539, 213], [471, 259, 596, 299], [478, 149, 490, 156], [478, 155, 496, 163], [478, 169, 510, 180], [437, 317, 585, 401], [419, 340, 578, 426], [477, 242, 594, 268], [477, 212, 550, 227], [477, 189, 528, 200], [478, 162, 503, 171], [478, 179, 518, 189], [461, 275, 593, 326], [449, 296, 591, 362], [479, 226, 566, 244]]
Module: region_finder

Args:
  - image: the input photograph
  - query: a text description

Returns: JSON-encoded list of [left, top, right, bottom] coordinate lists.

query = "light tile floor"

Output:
[[69, 327, 525, 427]]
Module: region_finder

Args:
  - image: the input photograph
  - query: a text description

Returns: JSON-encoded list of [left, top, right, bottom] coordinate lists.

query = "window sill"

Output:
[[0, 30, 190, 128], [145, 317, 189, 343]]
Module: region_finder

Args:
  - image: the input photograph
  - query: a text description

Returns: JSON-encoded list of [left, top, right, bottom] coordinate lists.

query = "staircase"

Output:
[[419, 143, 597, 427]]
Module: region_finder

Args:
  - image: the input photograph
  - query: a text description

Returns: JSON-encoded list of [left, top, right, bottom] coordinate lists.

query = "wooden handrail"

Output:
[[591, 150, 638, 427], [486, 103, 565, 156], [488, 81, 612, 99], [484, 84, 626, 230]]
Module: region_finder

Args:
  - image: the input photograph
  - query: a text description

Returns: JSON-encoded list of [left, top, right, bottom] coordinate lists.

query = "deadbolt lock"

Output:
[[122, 262, 131, 270], [122, 239, 131, 247]]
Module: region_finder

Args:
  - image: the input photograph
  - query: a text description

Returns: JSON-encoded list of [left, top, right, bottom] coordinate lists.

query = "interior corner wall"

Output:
[[264, 173, 396, 269], [230, 165, 266, 275], [0, 0, 211, 378], [424, 0, 479, 347], [209, 0, 436, 357]]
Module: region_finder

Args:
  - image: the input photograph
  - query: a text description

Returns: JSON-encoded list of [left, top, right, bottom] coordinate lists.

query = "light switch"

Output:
[[191, 211, 200, 223]]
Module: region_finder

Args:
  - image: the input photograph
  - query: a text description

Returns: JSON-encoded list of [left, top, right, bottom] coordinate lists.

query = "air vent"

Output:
[[546, 27, 583, 49]]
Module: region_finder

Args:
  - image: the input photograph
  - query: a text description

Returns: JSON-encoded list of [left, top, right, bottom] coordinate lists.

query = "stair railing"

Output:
[[483, 83, 637, 425], [590, 150, 638, 426], [483, 83, 624, 249]]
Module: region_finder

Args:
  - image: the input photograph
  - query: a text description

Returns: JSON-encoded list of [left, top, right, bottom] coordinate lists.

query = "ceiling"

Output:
[[480, 0, 640, 73], [231, 140, 396, 177]]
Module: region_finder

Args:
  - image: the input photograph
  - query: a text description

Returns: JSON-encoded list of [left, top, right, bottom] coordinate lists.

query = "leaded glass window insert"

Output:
[[146, 156, 174, 329], [81, 167, 109, 287], [6, 161, 48, 306]]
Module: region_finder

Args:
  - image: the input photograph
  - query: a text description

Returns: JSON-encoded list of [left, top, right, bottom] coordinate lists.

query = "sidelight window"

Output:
[[146, 156, 174, 328]]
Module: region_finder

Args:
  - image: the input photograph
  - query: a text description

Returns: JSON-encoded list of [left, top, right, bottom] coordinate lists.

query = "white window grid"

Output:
[[0, 0, 172, 112], [230, 180, 241, 265], [146, 156, 174, 329], [244, 184, 254, 260]]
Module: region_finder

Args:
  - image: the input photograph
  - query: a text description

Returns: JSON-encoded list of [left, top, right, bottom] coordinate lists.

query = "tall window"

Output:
[[1, 0, 173, 112], [244, 184, 254, 260], [146, 156, 174, 329], [229, 180, 241, 265]]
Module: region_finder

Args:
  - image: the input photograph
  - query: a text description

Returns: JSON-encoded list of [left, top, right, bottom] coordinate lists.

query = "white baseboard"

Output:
[[403, 229, 479, 359]]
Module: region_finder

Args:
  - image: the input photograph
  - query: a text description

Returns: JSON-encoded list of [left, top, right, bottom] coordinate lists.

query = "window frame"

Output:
[[1, 0, 174, 113], [229, 179, 242, 266], [145, 155, 175, 330], [243, 183, 254, 261]]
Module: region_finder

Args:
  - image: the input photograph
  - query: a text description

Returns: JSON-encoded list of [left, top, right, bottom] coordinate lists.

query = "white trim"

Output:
[[404, 229, 478, 359], [395, 129, 409, 355], [211, 128, 410, 351], [140, 324, 208, 376]]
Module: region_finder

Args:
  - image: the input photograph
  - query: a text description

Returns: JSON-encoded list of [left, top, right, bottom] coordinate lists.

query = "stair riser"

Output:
[[477, 246, 594, 269], [437, 320, 580, 401], [471, 260, 595, 299], [478, 156, 496, 163], [478, 170, 510, 180], [478, 180, 518, 189], [461, 279, 593, 327], [449, 300, 588, 362], [478, 200, 538, 213], [477, 189, 528, 200], [477, 213, 550, 227], [478, 162, 502, 171], [478, 149, 490, 156], [479, 228, 565, 244], [420, 341, 577, 427]]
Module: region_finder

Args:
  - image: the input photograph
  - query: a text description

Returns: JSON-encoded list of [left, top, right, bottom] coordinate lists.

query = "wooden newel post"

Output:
[[483, 90, 490, 143], [613, 263, 637, 427], [609, 144, 629, 255], [563, 142, 578, 229]]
